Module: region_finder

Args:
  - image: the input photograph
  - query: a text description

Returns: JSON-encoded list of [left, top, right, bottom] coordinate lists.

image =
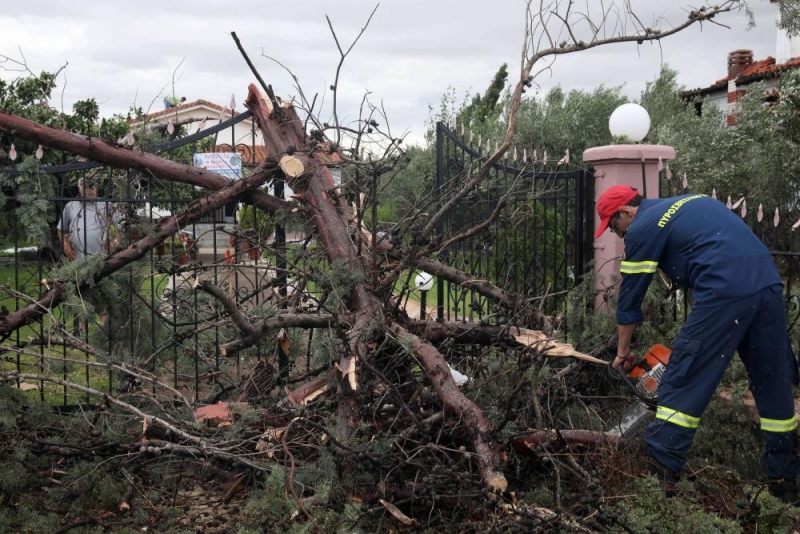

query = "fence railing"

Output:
[[0, 111, 286, 407], [433, 122, 594, 333]]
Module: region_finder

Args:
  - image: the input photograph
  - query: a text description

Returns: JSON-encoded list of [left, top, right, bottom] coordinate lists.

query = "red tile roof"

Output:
[[737, 56, 800, 82], [214, 144, 269, 165], [683, 56, 800, 98]]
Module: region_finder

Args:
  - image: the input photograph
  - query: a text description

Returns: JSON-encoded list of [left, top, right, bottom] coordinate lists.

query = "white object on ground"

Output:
[[449, 365, 470, 386]]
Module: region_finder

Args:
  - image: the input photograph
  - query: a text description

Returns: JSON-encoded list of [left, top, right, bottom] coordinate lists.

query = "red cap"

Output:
[[594, 185, 639, 238]]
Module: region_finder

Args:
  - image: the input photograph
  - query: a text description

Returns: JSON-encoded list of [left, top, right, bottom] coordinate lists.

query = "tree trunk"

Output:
[[245, 85, 387, 440]]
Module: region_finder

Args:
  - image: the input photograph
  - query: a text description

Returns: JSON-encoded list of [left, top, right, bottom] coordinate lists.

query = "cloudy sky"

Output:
[[0, 1, 782, 146]]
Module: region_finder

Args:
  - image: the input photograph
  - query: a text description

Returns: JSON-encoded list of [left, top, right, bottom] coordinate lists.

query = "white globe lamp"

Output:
[[415, 271, 434, 292], [609, 103, 651, 143]]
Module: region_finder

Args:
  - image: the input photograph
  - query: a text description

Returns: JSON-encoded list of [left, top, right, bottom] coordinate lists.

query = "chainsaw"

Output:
[[618, 343, 672, 409], [606, 344, 672, 440]]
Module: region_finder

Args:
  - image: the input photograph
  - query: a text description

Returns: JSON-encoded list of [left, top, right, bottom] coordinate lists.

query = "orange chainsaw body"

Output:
[[627, 344, 672, 402]]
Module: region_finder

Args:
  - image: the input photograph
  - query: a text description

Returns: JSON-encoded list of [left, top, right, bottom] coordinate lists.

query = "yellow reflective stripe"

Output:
[[760, 416, 798, 433], [620, 260, 658, 274], [656, 406, 700, 429]]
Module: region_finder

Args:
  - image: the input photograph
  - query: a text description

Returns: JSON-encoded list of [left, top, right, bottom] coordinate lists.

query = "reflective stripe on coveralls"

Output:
[[655, 406, 700, 429], [620, 260, 658, 274], [761, 416, 798, 433], [656, 409, 798, 433]]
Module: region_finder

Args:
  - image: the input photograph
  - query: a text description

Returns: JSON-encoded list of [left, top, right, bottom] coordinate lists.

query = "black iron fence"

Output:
[[24, 115, 800, 407], [0, 110, 286, 406], [433, 122, 594, 332]]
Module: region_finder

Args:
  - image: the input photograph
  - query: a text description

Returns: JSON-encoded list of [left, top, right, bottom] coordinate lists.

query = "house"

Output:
[[681, 50, 800, 125], [682, 2, 800, 125], [136, 98, 269, 164], [131, 98, 271, 251], [132, 98, 343, 253]]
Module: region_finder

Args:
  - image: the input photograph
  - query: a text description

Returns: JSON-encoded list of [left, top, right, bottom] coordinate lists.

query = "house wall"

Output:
[[704, 92, 728, 114], [776, 30, 800, 64], [172, 106, 264, 147]]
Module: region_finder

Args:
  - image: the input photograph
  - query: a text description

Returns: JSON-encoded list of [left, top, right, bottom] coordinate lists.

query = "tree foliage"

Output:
[[776, 0, 800, 36], [458, 63, 509, 128], [647, 66, 800, 225]]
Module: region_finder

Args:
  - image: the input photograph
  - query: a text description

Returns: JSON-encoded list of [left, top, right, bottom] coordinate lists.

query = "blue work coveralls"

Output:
[[617, 194, 799, 480]]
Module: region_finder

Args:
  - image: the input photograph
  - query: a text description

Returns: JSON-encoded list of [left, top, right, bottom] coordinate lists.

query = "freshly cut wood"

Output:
[[512, 329, 609, 365], [279, 154, 305, 178]]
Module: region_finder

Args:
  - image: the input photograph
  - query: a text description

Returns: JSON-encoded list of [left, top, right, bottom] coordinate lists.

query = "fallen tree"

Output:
[[2, 2, 780, 532]]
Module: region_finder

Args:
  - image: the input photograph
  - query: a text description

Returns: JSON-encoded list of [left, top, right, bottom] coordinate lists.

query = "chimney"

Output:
[[728, 49, 753, 78]]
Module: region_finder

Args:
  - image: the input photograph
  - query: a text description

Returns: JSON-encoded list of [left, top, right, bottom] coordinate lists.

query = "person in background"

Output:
[[163, 95, 186, 109], [596, 185, 800, 502], [57, 176, 113, 260]]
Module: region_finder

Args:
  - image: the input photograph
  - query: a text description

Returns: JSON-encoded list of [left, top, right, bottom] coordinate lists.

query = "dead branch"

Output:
[[388, 322, 508, 492], [412, 256, 546, 330], [420, 0, 745, 239], [195, 279, 259, 337], [325, 4, 380, 146], [511, 429, 619, 451], [219, 313, 338, 357]]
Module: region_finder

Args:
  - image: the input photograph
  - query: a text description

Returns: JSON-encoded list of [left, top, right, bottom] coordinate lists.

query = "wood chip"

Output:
[[379, 499, 416, 526]]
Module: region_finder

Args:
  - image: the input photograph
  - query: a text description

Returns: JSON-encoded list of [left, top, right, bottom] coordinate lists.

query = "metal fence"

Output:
[[433, 122, 594, 332], [11, 109, 799, 408], [0, 110, 287, 406]]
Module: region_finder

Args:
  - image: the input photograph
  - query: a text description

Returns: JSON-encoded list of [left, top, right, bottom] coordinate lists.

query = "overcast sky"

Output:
[[0, 1, 782, 146]]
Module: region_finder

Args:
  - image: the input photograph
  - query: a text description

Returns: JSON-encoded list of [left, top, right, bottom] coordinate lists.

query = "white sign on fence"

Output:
[[193, 152, 242, 179]]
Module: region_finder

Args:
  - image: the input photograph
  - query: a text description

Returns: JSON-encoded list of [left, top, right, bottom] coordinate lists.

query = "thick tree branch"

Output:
[[0, 110, 293, 214], [220, 313, 338, 357], [412, 256, 546, 330], [195, 279, 259, 337]]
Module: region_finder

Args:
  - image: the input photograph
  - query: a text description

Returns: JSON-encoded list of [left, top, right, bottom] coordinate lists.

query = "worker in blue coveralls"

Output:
[[596, 184, 800, 502]]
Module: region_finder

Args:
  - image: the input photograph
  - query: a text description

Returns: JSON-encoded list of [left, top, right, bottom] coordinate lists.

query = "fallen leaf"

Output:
[[379, 499, 416, 526]]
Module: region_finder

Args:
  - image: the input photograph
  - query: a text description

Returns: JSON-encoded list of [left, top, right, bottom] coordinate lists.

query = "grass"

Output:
[[396, 269, 492, 318], [0, 260, 169, 405]]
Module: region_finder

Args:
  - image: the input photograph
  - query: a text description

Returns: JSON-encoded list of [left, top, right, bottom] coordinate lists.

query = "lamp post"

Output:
[[414, 271, 434, 320], [584, 103, 674, 312], [609, 102, 652, 197]]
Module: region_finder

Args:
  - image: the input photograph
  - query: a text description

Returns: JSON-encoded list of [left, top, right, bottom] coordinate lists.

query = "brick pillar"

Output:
[[582, 144, 676, 312]]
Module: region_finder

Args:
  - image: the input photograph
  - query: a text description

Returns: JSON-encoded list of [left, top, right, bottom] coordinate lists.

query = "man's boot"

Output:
[[647, 459, 679, 497], [767, 478, 799, 505]]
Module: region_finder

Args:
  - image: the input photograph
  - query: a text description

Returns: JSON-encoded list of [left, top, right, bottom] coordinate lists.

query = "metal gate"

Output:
[[0, 110, 284, 407], [433, 122, 593, 331]]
